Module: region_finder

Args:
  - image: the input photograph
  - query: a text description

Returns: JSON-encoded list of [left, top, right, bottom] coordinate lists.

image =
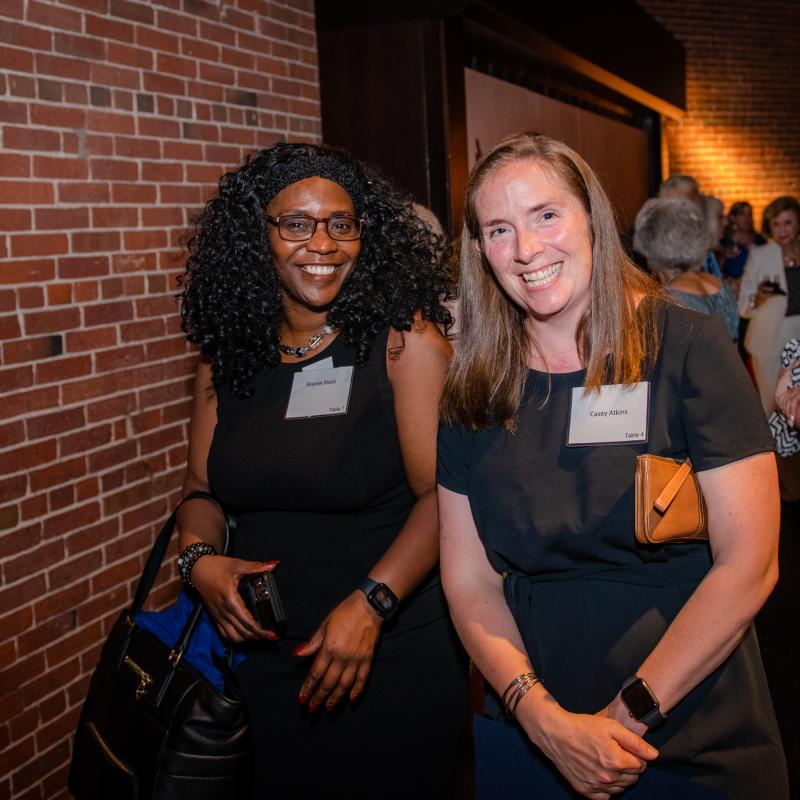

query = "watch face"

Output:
[[621, 679, 658, 719], [370, 585, 396, 615]]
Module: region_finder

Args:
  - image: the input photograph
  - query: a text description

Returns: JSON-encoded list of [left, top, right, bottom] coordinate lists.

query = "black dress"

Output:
[[208, 330, 468, 798], [438, 305, 788, 798]]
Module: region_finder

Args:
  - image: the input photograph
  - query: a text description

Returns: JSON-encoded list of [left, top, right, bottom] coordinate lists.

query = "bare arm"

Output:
[[439, 486, 657, 800], [604, 452, 780, 730], [296, 319, 453, 711], [178, 360, 277, 643], [775, 360, 800, 426]]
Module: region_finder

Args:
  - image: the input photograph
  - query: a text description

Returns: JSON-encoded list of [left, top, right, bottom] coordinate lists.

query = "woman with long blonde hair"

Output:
[[438, 132, 787, 798]]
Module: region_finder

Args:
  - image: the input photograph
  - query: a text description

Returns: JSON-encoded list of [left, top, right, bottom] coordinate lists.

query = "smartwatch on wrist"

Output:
[[620, 675, 668, 728], [358, 578, 399, 620]]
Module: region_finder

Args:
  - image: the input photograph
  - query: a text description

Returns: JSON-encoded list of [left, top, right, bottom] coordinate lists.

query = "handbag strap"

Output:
[[129, 491, 232, 660], [653, 459, 693, 513]]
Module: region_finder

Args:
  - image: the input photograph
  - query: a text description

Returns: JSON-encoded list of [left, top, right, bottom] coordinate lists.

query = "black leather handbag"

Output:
[[68, 492, 252, 800]]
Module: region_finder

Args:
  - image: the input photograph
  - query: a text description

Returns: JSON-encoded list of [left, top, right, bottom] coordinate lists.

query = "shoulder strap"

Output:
[[653, 460, 693, 513]]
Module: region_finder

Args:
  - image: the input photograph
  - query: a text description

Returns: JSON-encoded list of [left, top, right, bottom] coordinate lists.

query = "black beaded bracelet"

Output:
[[177, 541, 218, 589]]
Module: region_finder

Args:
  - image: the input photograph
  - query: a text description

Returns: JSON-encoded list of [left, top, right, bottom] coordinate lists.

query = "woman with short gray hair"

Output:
[[634, 197, 739, 341]]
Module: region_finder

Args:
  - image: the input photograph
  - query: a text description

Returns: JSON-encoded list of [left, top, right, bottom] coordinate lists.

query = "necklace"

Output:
[[278, 324, 334, 357]]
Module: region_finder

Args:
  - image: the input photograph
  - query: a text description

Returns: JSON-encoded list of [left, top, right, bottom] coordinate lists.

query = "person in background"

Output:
[[739, 195, 800, 414], [634, 197, 739, 341], [438, 131, 787, 799], [699, 194, 726, 278], [658, 174, 700, 203], [720, 201, 767, 292], [177, 142, 468, 797]]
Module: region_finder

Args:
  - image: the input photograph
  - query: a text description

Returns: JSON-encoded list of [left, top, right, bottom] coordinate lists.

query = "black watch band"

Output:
[[620, 675, 668, 728], [358, 578, 399, 620]]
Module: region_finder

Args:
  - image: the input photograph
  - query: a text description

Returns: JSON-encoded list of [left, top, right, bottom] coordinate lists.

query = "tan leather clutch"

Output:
[[634, 455, 709, 544]]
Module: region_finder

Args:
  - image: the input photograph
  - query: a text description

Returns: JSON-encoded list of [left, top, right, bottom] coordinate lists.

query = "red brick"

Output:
[[0, 573, 45, 617], [24, 307, 80, 335], [26, 408, 85, 441], [0, 438, 56, 475], [33, 582, 89, 626], [91, 555, 141, 595], [57, 182, 109, 203], [59, 423, 112, 457], [0, 19, 52, 50], [20, 493, 48, 521], [135, 26, 179, 55], [107, 41, 153, 69], [10, 233, 68, 258], [0, 386, 58, 420], [17, 613, 75, 658], [111, 0, 154, 23], [0, 42, 32, 71], [2, 337, 58, 365], [34, 207, 90, 231], [30, 457, 87, 494], [141, 159, 182, 181], [44, 506, 102, 547], [34, 354, 92, 384], [85, 392, 136, 422], [18, 285, 45, 308], [0, 737, 35, 786], [157, 51, 197, 78], [76, 476, 100, 502], [156, 8, 198, 35], [47, 283, 72, 305], [1, 258, 54, 284], [0, 181, 54, 205], [66, 519, 119, 556], [44, 621, 102, 669], [47, 551, 101, 592], [90, 158, 138, 181], [3, 538, 64, 584], [57, 254, 109, 279], [0, 153, 29, 177], [110, 182, 157, 203], [85, 12, 135, 42], [0, 314, 21, 339], [71, 230, 121, 253], [91, 206, 138, 228], [0, 505, 18, 532], [0, 421, 24, 449], [87, 440, 137, 472], [0, 606, 33, 642], [29, 105, 86, 130], [120, 318, 166, 342], [74, 585, 128, 629], [28, 0, 83, 30]]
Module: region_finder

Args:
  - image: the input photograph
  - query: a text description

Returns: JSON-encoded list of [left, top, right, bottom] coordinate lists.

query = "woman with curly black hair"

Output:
[[176, 142, 468, 796]]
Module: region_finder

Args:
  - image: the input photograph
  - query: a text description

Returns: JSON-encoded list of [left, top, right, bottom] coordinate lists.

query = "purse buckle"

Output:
[[123, 655, 153, 700]]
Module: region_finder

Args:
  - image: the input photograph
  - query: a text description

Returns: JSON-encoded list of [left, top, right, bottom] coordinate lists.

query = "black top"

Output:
[[209, 330, 444, 640], [437, 303, 786, 796], [786, 265, 800, 316], [438, 304, 773, 578]]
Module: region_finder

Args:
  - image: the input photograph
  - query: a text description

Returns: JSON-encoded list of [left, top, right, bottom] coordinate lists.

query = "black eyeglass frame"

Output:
[[265, 214, 365, 242]]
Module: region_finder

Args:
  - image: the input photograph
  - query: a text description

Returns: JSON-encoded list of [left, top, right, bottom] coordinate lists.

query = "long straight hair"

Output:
[[441, 132, 663, 431]]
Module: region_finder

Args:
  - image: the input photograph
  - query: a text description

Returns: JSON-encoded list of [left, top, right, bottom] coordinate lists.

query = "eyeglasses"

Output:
[[266, 214, 364, 242]]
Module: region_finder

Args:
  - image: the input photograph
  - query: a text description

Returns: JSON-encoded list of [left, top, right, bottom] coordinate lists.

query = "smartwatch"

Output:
[[620, 675, 667, 728], [358, 578, 399, 620]]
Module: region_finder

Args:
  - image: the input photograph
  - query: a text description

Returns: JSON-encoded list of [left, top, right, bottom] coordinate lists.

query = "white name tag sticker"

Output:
[[285, 365, 354, 419], [302, 357, 334, 372], [567, 381, 649, 446]]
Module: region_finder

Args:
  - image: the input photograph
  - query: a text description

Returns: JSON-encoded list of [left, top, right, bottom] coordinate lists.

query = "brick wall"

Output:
[[0, 1, 319, 797], [636, 0, 800, 226]]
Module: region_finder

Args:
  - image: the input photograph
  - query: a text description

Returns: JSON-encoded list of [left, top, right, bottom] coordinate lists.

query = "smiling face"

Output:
[[474, 158, 593, 331], [266, 176, 361, 315], [769, 209, 800, 246]]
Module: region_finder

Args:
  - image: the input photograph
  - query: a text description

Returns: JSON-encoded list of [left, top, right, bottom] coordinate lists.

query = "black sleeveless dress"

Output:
[[208, 330, 468, 798]]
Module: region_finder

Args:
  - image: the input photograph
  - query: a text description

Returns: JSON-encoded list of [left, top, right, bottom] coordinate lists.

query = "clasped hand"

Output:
[[519, 695, 658, 799]]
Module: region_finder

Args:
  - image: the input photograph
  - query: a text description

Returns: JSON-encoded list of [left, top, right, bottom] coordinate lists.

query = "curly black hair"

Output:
[[178, 142, 453, 397]]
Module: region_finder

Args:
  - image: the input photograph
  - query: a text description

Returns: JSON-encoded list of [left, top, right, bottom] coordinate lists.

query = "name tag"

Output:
[[285, 365, 354, 419], [567, 381, 649, 446]]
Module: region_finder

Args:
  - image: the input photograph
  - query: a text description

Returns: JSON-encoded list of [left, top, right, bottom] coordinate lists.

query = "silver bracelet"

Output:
[[501, 671, 543, 719], [177, 541, 218, 589]]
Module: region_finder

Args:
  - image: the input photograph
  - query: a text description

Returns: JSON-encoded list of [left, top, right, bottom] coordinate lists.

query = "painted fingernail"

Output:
[[325, 702, 336, 712], [265, 632, 278, 641], [349, 692, 359, 703], [292, 646, 304, 656], [308, 703, 319, 714], [298, 692, 309, 705]]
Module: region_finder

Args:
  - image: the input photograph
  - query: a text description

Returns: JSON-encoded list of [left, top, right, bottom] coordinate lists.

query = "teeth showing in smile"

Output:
[[300, 265, 337, 275], [522, 262, 561, 287]]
